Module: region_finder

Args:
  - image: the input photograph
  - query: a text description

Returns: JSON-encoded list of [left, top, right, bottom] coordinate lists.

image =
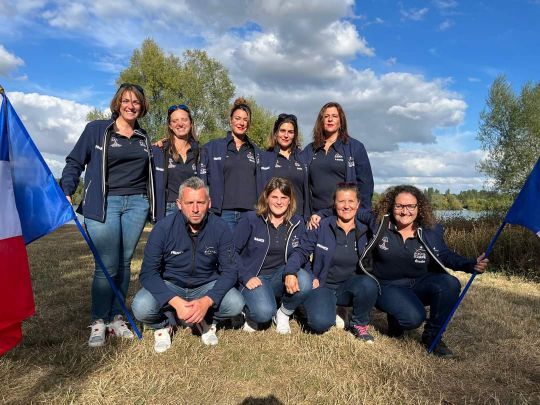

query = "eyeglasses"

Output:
[[168, 104, 190, 114], [119, 83, 145, 96], [394, 203, 418, 211], [337, 182, 357, 187]]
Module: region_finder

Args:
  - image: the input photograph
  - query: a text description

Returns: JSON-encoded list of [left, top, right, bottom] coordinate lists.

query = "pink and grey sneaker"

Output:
[[107, 315, 134, 339], [88, 319, 106, 347], [351, 324, 375, 344]]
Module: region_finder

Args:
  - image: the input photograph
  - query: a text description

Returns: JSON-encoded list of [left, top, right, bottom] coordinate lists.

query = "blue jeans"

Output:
[[303, 275, 379, 333], [219, 210, 247, 232], [375, 272, 461, 338], [132, 279, 244, 329], [165, 201, 178, 217], [242, 268, 312, 323], [84, 194, 149, 322]]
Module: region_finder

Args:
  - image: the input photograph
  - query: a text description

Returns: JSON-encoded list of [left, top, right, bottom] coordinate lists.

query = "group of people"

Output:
[[60, 83, 488, 357]]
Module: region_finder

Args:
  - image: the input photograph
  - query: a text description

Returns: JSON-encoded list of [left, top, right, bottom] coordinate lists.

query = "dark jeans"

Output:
[[375, 272, 461, 338], [242, 268, 312, 323], [302, 275, 379, 333], [219, 210, 248, 233]]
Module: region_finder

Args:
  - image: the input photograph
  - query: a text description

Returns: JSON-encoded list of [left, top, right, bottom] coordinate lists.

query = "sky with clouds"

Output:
[[1, 0, 538, 192]]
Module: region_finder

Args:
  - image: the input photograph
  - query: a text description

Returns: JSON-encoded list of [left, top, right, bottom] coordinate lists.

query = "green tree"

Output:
[[117, 39, 235, 141], [86, 108, 108, 122], [477, 75, 540, 196]]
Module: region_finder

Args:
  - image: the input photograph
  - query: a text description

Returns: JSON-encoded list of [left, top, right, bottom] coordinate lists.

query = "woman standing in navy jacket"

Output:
[[200, 97, 264, 231], [371, 185, 488, 357], [234, 177, 312, 334], [153, 104, 200, 220], [61, 83, 155, 347], [304, 102, 374, 227], [261, 113, 310, 219]]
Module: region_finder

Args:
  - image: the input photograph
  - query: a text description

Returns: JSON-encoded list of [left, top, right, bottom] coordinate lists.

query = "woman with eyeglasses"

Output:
[[261, 114, 310, 219], [200, 97, 264, 231], [61, 83, 156, 347], [153, 104, 200, 220], [234, 177, 312, 334], [284, 183, 379, 342], [369, 185, 488, 357], [304, 102, 374, 229]]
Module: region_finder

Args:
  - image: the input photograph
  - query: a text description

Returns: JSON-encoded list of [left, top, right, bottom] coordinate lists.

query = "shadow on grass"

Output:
[[239, 395, 284, 404], [0, 225, 149, 403]]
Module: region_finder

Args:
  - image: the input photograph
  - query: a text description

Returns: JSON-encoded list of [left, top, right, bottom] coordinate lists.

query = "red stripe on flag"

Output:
[[0, 235, 34, 354]]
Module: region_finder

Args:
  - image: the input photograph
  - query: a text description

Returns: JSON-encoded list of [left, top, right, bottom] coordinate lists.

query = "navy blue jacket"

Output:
[[260, 147, 311, 219], [302, 137, 374, 211], [361, 214, 477, 275], [200, 132, 265, 215], [234, 212, 308, 287], [152, 140, 201, 221], [139, 211, 239, 307], [284, 216, 378, 288], [60, 119, 156, 223]]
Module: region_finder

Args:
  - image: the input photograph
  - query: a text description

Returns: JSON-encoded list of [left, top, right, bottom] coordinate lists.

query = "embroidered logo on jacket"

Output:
[[110, 137, 122, 148], [247, 151, 255, 163], [168, 158, 176, 168], [348, 157, 355, 167], [378, 236, 389, 251], [204, 246, 217, 255], [254, 237, 265, 243], [334, 153, 344, 162], [170, 250, 183, 255], [316, 243, 328, 251], [291, 236, 300, 248], [414, 247, 427, 263]]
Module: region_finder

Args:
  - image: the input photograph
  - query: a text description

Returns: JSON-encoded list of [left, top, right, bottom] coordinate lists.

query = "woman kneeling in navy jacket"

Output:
[[284, 182, 379, 342], [234, 177, 312, 334], [372, 185, 488, 357]]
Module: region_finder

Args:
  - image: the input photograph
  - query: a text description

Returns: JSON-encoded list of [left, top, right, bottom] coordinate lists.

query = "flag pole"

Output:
[[72, 216, 143, 339], [428, 220, 507, 353]]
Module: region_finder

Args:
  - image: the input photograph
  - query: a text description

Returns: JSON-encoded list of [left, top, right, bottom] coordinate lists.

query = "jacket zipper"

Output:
[[417, 228, 447, 272], [358, 215, 390, 294], [99, 122, 114, 222], [284, 219, 300, 263]]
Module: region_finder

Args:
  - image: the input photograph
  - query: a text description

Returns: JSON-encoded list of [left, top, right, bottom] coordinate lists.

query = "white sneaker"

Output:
[[273, 308, 291, 335], [88, 319, 106, 347], [335, 306, 349, 329], [154, 328, 172, 353], [242, 319, 257, 333], [107, 315, 134, 339], [198, 321, 218, 346]]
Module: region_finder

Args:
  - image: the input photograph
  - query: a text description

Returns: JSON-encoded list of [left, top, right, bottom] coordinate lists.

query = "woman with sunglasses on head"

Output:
[[284, 183, 379, 342], [61, 83, 156, 347], [200, 97, 264, 231], [304, 102, 374, 229], [153, 104, 200, 220], [261, 114, 310, 219], [369, 185, 488, 357], [234, 177, 312, 334]]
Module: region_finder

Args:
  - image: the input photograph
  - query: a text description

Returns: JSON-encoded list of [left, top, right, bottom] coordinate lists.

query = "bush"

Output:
[[442, 214, 540, 281]]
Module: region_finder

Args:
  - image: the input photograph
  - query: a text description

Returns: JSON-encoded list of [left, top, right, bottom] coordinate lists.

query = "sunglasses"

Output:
[[118, 83, 145, 96], [168, 104, 191, 114], [337, 182, 357, 187], [277, 113, 297, 123]]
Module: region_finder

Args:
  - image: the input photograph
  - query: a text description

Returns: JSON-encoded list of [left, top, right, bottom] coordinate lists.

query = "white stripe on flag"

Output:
[[0, 161, 22, 240]]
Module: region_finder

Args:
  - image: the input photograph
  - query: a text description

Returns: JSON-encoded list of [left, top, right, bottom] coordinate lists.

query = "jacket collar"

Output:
[[226, 131, 254, 148]]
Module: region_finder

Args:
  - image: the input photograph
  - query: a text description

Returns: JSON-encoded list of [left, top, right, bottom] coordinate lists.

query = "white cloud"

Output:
[[0, 44, 25, 76], [42, 3, 89, 29], [400, 7, 429, 21], [433, 0, 458, 10], [7, 91, 92, 157], [439, 19, 454, 31]]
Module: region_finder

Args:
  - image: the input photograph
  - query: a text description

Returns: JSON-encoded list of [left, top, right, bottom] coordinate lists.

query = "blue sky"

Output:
[[1, 0, 538, 192]]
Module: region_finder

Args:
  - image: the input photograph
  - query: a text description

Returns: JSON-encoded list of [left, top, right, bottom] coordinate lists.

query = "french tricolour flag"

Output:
[[0, 92, 74, 355]]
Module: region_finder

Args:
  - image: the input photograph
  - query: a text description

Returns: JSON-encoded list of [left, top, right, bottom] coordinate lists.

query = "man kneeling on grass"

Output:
[[132, 177, 244, 352]]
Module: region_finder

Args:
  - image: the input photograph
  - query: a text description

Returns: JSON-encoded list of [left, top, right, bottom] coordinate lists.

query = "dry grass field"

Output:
[[1, 225, 539, 404]]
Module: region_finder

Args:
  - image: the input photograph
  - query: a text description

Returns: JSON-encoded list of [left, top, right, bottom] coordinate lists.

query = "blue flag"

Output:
[[505, 158, 540, 237], [1, 93, 75, 244]]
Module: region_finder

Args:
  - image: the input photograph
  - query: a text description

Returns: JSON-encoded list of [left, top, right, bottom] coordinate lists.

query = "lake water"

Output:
[[435, 210, 489, 220]]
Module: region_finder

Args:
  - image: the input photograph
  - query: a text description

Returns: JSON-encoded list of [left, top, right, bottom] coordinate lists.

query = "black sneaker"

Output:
[[422, 336, 454, 358], [387, 315, 404, 339], [351, 324, 375, 344]]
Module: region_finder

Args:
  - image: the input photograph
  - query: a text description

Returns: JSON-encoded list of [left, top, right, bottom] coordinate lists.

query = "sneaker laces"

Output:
[[109, 315, 134, 338], [353, 324, 369, 336]]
